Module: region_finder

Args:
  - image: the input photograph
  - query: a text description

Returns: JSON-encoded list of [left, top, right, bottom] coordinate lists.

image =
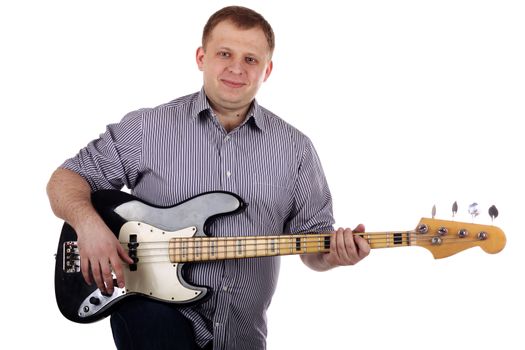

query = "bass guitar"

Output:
[[54, 190, 506, 323]]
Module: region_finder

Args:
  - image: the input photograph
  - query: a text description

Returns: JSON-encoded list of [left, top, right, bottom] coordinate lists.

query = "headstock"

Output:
[[413, 218, 506, 259]]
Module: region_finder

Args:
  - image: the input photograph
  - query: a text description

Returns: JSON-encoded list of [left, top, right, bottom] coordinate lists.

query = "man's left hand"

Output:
[[322, 224, 370, 268]]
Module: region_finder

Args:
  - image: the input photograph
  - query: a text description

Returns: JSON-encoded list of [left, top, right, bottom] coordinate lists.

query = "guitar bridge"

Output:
[[63, 241, 80, 273]]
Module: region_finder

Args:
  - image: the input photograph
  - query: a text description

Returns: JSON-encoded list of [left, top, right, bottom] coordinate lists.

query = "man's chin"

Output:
[[218, 93, 254, 108]]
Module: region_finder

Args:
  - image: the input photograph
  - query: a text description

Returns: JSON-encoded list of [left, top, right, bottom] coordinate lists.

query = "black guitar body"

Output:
[[54, 189, 245, 323]]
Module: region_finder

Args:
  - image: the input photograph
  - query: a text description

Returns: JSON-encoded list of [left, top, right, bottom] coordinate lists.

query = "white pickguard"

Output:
[[119, 222, 205, 302]]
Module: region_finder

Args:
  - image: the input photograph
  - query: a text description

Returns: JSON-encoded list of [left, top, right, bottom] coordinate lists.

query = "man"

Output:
[[47, 5, 370, 350]]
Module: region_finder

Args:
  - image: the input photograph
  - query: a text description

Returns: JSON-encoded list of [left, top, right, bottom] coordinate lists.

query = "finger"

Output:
[[118, 243, 134, 265], [80, 254, 92, 285], [336, 228, 353, 263], [333, 228, 344, 260], [100, 260, 115, 295], [354, 234, 371, 259], [90, 259, 107, 294], [111, 258, 125, 289], [342, 228, 359, 264], [330, 229, 339, 256], [353, 223, 365, 234], [114, 244, 131, 288]]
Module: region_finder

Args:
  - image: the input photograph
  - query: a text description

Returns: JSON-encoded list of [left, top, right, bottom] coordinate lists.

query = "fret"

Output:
[[209, 239, 216, 259], [324, 235, 330, 251], [182, 240, 188, 262], [257, 238, 266, 257], [270, 238, 277, 255], [236, 239, 244, 257], [185, 238, 196, 261], [219, 238, 227, 260], [226, 238, 235, 259], [393, 232, 403, 246], [189, 239, 196, 261], [195, 238, 201, 261], [317, 234, 329, 253], [305, 234, 320, 254], [170, 238, 179, 263], [302, 237, 307, 253], [248, 238, 260, 258], [302, 235, 323, 254]]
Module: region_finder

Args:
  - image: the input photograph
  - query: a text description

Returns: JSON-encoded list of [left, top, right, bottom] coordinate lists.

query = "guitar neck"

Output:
[[168, 232, 413, 263]]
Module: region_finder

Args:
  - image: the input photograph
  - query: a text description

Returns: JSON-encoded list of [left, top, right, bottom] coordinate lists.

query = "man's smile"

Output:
[[220, 78, 246, 88]]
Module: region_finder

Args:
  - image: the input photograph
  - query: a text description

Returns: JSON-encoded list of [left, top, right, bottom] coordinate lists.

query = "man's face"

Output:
[[196, 20, 273, 113]]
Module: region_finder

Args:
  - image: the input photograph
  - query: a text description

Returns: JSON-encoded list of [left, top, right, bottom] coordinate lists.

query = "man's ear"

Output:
[[196, 47, 205, 71], [263, 60, 273, 82]]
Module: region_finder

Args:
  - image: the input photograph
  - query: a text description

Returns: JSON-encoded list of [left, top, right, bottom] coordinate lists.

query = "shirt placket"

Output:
[[219, 133, 235, 192], [213, 132, 237, 349]]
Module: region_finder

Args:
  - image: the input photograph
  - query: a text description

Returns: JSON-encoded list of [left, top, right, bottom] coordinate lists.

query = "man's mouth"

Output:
[[221, 79, 246, 88]]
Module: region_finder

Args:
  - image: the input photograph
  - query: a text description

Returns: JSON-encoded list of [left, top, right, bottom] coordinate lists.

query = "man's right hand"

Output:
[[76, 216, 134, 295]]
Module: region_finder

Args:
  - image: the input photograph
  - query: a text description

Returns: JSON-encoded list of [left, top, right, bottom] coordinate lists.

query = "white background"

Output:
[[1, 0, 524, 349]]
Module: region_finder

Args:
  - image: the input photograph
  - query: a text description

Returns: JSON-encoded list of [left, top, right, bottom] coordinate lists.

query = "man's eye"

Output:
[[218, 51, 230, 58], [245, 57, 257, 64]]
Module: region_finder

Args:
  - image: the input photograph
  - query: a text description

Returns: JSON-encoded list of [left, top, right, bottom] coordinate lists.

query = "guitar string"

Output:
[[117, 233, 486, 250], [67, 233, 484, 252], [114, 232, 416, 246]]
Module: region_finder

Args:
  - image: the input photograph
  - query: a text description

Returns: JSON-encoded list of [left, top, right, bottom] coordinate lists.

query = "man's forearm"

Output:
[[46, 168, 98, 229], [300, 253, 334, 272]]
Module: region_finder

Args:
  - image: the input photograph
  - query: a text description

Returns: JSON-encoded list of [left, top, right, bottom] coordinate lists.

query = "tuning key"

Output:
[[432, 205, 436, 219], [489, 205, 499, 222], [452, 201, 458, 217], [468, 202, 480, 219]]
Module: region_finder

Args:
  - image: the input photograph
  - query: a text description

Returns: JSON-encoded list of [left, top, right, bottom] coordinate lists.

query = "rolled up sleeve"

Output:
[[61, 111, 143, 191], [286, 137, 335, 234]]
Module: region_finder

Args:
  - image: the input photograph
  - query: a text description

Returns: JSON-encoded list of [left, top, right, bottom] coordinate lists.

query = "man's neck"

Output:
[[211, 104, 251, 133]]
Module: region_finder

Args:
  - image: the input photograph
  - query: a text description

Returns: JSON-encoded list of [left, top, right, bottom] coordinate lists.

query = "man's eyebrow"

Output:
[[216, 46, 263, 58]]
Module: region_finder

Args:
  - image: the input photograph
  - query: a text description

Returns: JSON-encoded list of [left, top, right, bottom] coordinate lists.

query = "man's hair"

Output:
[[202, 6, 275, 57]]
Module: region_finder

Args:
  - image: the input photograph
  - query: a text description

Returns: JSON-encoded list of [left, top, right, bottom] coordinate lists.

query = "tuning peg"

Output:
[[468, 202, 480, 219], [489, 205, 499, 222], [432, 205, 436, 219], [452, 201, 458, 217]]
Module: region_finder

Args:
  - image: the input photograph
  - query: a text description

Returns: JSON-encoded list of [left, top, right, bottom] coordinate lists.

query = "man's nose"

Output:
[[228, 59, 244, 75]]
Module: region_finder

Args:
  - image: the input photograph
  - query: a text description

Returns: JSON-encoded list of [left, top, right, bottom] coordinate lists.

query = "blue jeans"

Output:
[[110, 298, 212, 350]]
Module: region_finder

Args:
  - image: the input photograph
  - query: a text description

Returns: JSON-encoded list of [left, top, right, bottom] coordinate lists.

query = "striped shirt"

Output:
[[62, 88, 334, 349]]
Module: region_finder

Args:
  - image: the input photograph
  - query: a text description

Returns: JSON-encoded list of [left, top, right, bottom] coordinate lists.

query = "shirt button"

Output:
[[226, 171, 231, 178], [215, 322, 221, 328], [225, 135, 231, 141], [222, 285, 228, 292]]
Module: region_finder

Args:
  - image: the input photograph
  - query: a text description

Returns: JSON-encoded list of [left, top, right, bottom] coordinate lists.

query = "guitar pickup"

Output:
[[63, 241, 80, 273], [127, 234, 139, 271]]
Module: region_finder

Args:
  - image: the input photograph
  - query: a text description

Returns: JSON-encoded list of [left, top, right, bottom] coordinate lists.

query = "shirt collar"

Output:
[[191, 87, 267, 132]]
